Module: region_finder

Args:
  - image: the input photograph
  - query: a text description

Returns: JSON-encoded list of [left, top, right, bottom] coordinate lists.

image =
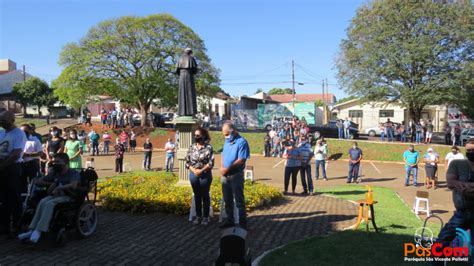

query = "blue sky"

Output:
[[0, 0, 364, 100]]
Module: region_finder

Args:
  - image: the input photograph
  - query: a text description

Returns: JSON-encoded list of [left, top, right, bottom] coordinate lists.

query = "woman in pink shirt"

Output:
[[102, 131, 112, 154]]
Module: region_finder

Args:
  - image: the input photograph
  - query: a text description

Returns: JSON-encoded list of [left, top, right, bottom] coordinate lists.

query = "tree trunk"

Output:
[[37, 105, 42, 117], [410, 107, 423, 124], [140, 102, 150, 127], [22, 105, 27, 118]]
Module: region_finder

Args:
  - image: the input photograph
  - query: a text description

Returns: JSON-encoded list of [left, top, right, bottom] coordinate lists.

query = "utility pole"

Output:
[[292, 60, 295, 107], [322, 79, 326, 124], [22, 65, 26, 81]]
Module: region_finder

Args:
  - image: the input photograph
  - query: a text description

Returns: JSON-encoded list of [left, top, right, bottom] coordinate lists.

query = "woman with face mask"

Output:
[[424, 147, 439, 189], [185, 127, 214, 226], [45, 126, 64, 168], [64, 129, 82, 171]]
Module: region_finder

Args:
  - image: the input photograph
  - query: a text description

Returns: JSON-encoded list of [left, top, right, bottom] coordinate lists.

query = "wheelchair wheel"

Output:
[[76, 202, 98, 237]]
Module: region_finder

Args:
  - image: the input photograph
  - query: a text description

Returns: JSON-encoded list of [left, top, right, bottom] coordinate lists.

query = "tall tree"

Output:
[[54, 14, 220, 126], [268, 88, 293, 95], [336, 0, 473, 122], [13, 77, 57, 117]]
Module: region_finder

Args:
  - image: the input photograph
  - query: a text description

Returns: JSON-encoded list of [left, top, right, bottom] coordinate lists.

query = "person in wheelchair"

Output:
[[18, 153, 80, 243]]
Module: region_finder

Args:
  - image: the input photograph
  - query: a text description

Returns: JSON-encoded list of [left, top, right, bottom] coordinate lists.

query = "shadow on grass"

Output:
[[328, 153, 343, 160], [260, 230, 414, 266], [323, 190, 366, 196]]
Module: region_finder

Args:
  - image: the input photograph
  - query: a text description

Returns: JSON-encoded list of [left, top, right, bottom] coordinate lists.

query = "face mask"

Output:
[[225, 130, 234, 139], [51, 131, 58, 137], [70, 134, 76, 139], [52, 164, 64, 173], [353, 146, 357, 149], [301, 141, 307, 145], [195, 136, 203, 143], [466, 152, 474, 162]]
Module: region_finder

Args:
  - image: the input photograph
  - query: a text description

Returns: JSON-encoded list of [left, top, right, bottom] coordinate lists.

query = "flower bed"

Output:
[[98, 171, 282, 215]]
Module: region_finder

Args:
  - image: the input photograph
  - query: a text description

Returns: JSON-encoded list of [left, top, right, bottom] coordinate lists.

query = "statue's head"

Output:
[[184, 48, 193, 55]]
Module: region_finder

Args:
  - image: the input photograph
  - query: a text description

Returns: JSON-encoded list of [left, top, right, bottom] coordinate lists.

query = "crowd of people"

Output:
[[402, 144, 467, 189], [376, 118, 466, 145], [81, 107, 138, 129], [264, 116, 311, 158]]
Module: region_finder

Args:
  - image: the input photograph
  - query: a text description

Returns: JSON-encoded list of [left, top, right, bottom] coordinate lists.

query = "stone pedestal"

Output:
[[172, 116, 199, 185]]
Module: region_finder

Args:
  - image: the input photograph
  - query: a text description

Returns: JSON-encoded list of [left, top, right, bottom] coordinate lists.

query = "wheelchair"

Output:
[[19, 167, 99, 244]]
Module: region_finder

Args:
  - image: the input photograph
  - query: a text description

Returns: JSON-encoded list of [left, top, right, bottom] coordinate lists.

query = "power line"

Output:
[[220, 62, 290, 79], [294, 63, 326, 80]]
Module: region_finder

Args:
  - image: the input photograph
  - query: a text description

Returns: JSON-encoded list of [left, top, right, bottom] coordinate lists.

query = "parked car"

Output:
[[364, 122, 402, 137], [161, 112, 176, 121], [461, 128, 474, 144], [133, 113, 166, 127], [309, 120, 359, 140]]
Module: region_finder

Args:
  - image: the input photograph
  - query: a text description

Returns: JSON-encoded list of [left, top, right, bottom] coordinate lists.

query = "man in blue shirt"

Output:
[[298, 136, 314, 195], [220, 121, 250, 229], [403, 144, 420, 187], [347, 142, 363, 183]]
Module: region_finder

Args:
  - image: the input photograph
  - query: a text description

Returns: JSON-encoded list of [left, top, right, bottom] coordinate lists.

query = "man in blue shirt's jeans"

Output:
[[220, 122, 250, 229]]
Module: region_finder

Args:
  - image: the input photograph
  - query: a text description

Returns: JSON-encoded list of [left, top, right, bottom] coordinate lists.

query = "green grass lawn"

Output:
[[325, 139, 461, 164], [260, 185, 441, 266], [210, 131, 265, 154], [209, 131, 461, 163], [15, 116, 48, 129]]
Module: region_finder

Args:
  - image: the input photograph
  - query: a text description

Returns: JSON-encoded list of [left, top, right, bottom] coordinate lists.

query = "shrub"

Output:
[[98, 171, 282, 215]]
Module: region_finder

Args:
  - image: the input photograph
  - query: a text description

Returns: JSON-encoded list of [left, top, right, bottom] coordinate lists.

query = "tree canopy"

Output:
[[268, 88, 293, 95], [53, 14, 220, 125], [13, 77, 57, 117], [336, 0, 473, 121]]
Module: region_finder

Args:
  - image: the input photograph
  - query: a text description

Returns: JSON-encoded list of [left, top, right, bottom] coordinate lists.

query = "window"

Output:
[[349, 110, 363, 118], [379, 110, 394, 118]]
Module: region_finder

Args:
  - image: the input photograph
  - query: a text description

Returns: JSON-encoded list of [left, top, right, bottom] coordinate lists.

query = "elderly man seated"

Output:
[[18, 153, 80, 243]]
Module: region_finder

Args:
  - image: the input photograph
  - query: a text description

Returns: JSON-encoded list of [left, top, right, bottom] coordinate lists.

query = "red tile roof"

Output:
[[0, 70, 13, 75], [268, 93, 336, 103]]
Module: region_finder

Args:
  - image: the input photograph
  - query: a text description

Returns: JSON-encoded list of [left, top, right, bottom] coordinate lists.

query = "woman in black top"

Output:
[[185, 127, 214, 226], [45, 126, 64, 162]]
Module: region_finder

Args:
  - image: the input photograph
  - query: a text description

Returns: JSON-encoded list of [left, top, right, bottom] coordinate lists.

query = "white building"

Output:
[[332, 99, 448, 132], [0, 59, 32, 112]]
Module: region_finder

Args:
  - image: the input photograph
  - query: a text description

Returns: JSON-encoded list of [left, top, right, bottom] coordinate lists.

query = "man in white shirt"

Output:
[[0, 111, 27, 236], [20, 124, 43, 193], [343, 118, 351, 139], [164, 138, 176, 172], [203, 115, 210, 129], [445, 146, 464, 173]]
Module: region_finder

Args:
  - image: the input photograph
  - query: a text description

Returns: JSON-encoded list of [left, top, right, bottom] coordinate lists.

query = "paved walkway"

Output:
[[0, 195, 356, 265]]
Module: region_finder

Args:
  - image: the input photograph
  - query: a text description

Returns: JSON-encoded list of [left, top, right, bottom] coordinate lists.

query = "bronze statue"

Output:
[[176, 48, 198, 117]]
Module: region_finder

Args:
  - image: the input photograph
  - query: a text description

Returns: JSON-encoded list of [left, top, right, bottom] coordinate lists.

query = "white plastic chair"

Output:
[[188, 193, 214, 221], [413, 191, 430, 217], [219, 198, 240, 224], [85, 158, 95, 168], [244, 166, 254, 182]]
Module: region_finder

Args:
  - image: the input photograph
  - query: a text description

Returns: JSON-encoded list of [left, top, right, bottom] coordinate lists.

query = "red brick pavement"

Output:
[[0, 195, 356, 265]]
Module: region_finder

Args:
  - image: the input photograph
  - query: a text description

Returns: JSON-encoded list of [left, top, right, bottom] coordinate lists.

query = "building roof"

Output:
[[268, 93, 336, 104], [0, 70, 13, 75]]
